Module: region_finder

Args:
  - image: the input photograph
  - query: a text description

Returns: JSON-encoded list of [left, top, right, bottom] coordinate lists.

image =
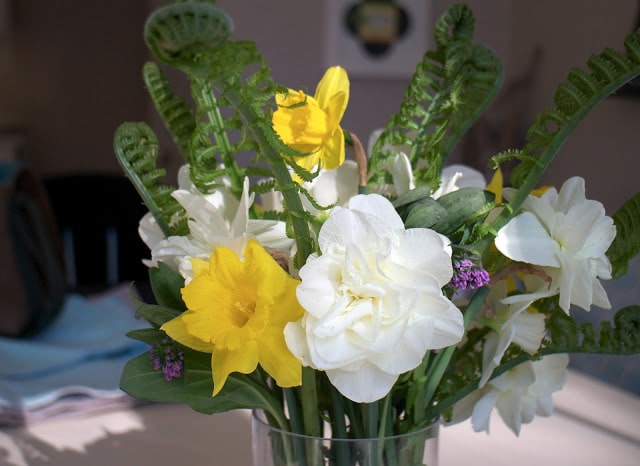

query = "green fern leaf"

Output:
[[143, 61, 196, 158], [368, 3, 502, 195], [607, 192, 640, 278]]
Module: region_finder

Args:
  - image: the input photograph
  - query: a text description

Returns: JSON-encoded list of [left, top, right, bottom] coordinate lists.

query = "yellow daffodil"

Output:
[[272, 66, 350, 173], [161, 239, 303, 396]]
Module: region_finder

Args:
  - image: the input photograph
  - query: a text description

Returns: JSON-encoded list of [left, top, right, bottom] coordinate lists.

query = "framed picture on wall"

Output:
[[325, 0, 430, 78]]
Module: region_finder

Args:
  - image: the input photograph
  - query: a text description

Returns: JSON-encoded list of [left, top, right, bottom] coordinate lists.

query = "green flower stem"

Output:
[[301, 366, 321, 437], [221, 90, 314, 263], [301, 367, 322, 466], [192, 77, 244, 196], [422, 286, 490, 421], [410, 351, 431, 426], [283, 387, 303, 434], [329, 385, 350, 465], [365, 401, 379, 438]]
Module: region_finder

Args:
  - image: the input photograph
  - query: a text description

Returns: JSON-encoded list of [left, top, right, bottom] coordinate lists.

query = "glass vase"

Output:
[[251, 410, 439, 466]]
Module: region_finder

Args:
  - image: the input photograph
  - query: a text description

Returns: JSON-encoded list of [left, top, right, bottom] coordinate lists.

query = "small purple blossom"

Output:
[[149, 337, 184, 381], [450, 258, 490, 290]]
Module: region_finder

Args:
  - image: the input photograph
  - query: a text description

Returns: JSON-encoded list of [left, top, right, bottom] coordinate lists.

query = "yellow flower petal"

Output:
[[272, 67, 351, 179], [168, 239, 303, 396], [315, 66, 350, 113], [273, 91, 326, 146], [161, 311, 214, 353], [322, 128, 346, 170], [486, 168, 503, 204], [210, 342, 259, 396], [257, 330, 301, 388], [190, 257, 209, 278]]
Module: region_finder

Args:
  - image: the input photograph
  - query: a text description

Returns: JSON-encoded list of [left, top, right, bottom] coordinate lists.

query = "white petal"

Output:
[[555, 176, 586, 213], [347, 194, 405, 230], [495, 212, 561, 267], [471, 389, 500, 433], [326, 362, 398, 403], [442, 164, 487, 189], [138, 212, 164, 251], [306, 160, 359, 209], [391, 152, 414, 196]]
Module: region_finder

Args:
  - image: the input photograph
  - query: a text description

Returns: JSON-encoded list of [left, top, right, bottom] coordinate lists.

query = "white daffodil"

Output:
[[479, 280, 546, 387], [451, 353, 568, 435], [139, 165, 293, 283], [495, 176, 615, 313], [284, 193, 464, 403]]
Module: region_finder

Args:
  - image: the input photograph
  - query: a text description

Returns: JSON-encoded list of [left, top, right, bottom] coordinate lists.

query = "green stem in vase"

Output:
[[329, 384, 351, 465], [422, 286, 490, 421]]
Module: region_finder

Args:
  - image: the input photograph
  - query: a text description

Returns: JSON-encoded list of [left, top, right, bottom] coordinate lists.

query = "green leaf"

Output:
[[149, 262, 186, 311], [404, 198, 447, 229], [126, 327, 166, 345], [133, 300, 182, 328], [120, 351, 287, 425]]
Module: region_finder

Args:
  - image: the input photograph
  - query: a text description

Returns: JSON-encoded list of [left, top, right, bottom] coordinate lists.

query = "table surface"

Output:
[[1, 370, 639, 466]]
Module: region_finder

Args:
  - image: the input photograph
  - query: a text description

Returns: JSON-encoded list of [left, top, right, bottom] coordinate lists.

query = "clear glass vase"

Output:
[[251, 409, 439, 466]]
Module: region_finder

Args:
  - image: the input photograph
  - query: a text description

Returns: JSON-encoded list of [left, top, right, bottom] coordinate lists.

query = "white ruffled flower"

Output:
[[139, 165, 293, 283], [495, 176, 616, 313], [284, 193, 464, 403], [452, 354, 569, 435]]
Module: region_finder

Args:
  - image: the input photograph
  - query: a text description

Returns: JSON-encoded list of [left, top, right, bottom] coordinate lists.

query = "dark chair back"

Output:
[[42, 174, 150, 295]]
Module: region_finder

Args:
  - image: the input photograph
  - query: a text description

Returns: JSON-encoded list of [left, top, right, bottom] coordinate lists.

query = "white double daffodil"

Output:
[[451, 354, 569, 436], [495, 176, 616, 313], [284, 193, 464, 403]]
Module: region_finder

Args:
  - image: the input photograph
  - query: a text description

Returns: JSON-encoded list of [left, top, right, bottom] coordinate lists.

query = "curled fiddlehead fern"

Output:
[[368, 3, 503, 193], [113, 122, 188, 237], [144, 1, 233, 77]]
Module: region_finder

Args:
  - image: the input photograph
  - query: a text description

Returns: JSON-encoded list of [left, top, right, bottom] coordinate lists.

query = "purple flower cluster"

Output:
[[149, 337, 184, 381], [450, 258, 490, 290]]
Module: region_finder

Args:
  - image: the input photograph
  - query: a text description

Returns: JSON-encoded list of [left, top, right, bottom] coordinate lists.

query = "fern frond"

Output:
[[144, 2, 233, 77], [489, 149, 529, 168], [607, 192, 640, 278], [143, 61, 196, 158], [474, 29, 640, 257], [544, 305, 640, 355], [368, 3, 502, 195], [508, 34, 640, 189], [113, 122, 188, 237]]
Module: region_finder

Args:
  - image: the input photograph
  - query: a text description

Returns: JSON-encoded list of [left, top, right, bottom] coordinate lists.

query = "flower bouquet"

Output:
[[117, 1, 640, 465]]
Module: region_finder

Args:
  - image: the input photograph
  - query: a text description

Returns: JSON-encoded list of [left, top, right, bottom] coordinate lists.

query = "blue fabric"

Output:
[[0, 289, 148, 410]]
